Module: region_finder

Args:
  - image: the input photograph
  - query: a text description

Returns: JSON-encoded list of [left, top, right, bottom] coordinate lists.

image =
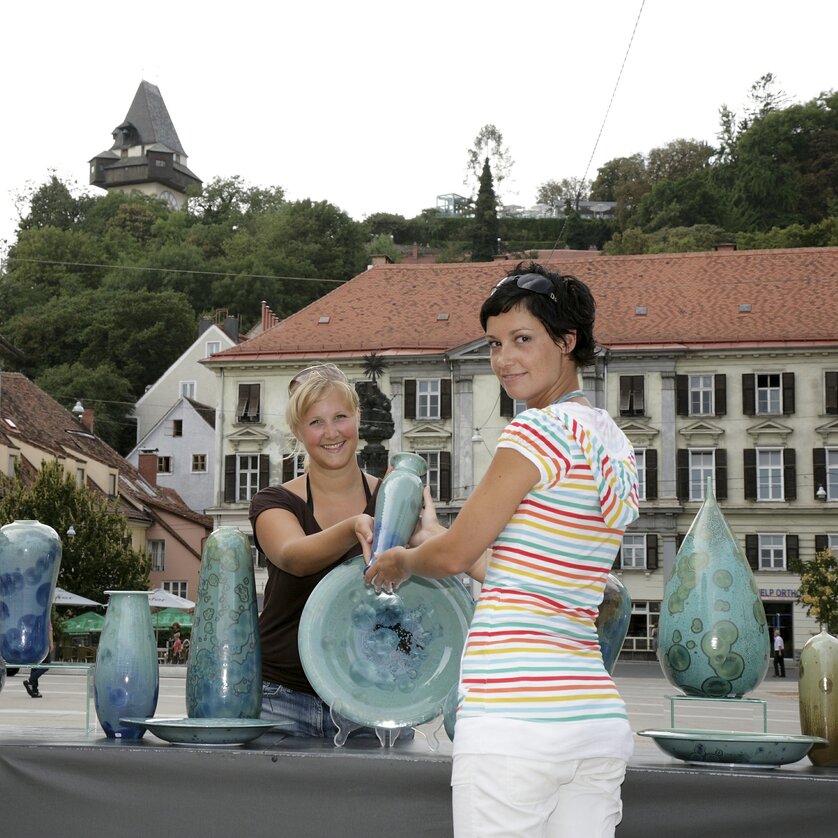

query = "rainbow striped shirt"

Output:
[[458, 403, 639, 726]]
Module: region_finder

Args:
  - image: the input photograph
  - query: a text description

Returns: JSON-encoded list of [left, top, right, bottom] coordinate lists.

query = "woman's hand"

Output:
[[364, 546, 411, 594], [354, 514, 375, 564]]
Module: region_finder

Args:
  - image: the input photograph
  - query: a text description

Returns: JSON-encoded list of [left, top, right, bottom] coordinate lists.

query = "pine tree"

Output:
[[470, 158, 499, 262]]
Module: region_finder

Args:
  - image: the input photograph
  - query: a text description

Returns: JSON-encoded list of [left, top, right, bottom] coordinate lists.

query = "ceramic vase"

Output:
[[186, 527, 262, 719], [0, 519, 62, 664], [370, 452, 427, 561], [658, 478, 769, 697], [798, 630, 838, 766], [596, 573, 632, 675], [94, 591, 159, 738]]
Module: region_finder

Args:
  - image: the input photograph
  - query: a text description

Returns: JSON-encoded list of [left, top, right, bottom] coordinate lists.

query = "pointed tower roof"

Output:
[[111, 80, 187, 155]]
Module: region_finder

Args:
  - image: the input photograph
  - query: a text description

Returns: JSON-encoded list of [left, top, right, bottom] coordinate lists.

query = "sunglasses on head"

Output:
[[493, 272, 558, 302], [289, 364, 348, 394]]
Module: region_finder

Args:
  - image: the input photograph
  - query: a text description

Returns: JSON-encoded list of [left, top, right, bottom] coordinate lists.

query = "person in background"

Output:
[[364, 263, 640, 837], [171, 622, 184, 664], [24, 621, 53, 698], [773, 629, 786, 677]]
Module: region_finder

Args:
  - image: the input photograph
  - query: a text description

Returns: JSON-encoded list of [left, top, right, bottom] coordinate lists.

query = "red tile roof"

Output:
[[210, 248, 838, 363]]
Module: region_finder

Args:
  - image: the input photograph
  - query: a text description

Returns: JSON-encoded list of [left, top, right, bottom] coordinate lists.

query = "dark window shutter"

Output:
[[500, 388, 514, 418], [715, 449, 728, 500], [826, 371, 838, 415], [645, 449, 658, 500], [282, 456, 295, 482], [782, 372, 795, 415], [742, 374, 755, 415], [439, 451, 452, 501], [783, 448, 796, 501], [745, 534, 759, 571], [676, 375, 688, 416], [259, 454, 270, 490], [633, 376, 645, 414], [676, 449, 689, 501], [615, 546, 622, 570], [441, 378, 452, 420], [620, 376, 643, 415], [813, 448, 827, 498], [786, 534, 799, 564], [404, 380, 416, 419], [646, 534, 658, 570], [744, 449, 757, 500], [224, 455, 236, 502], [815, 534, 829, 553], [676, 533, 686, 552], [714, 374, 727, 416]]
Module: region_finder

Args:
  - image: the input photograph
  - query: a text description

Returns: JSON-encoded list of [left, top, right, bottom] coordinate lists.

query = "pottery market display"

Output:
[[94, 591, 159, 739], [0, 519, 62, 665], [658, 479, 769, 698], [186, 527, 262, 719], [798, 629, 838, 766]]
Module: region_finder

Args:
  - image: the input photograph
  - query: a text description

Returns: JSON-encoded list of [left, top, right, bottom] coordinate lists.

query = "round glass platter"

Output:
[[298, 556, 474, 729], [120, 717, 285, 746]]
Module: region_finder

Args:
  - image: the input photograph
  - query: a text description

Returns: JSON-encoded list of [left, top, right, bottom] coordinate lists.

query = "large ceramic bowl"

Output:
[[121, 716, 283, 746], [637, 728, 827, 767]]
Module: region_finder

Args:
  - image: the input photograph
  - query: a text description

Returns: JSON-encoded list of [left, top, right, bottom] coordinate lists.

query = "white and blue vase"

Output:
[[369, 452, 427, 562]]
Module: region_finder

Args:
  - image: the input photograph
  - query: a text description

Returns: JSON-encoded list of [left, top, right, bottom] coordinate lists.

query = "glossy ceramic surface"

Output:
[[597, 573, 632, 675], [798, 630, 838, 766], [299, 556, 474, 729], [0, 520, 62, 664], [638, 728, 827, 766], [94, 591, 159, 739], [186, 527, 262, 719], [120, 716, 284, 746], [658, 480, 769, 697], [369, 452, 427, 563]]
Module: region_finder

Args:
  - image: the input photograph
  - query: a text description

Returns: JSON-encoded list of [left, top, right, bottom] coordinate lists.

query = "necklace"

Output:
[[554, 389, 584, 405]]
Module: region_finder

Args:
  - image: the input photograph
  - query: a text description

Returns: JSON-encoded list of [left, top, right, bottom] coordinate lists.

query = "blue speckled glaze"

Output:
[[94, 591, 159, 739], [369, 452, 427, 563], [658, 480, 769, 698], [186, 527, 262, 719], [0, 520, 62, 664], [596, 573, 632, 675]]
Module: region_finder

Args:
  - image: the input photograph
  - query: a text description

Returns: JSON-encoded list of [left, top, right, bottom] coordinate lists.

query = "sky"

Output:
[[1, 1, 836, 255]]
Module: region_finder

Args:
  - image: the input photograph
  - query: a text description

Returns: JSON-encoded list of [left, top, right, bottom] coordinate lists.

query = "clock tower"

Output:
[[88, 81, 201, 210]]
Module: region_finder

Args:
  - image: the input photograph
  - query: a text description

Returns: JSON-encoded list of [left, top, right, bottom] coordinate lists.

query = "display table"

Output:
[[3, 663, 95, 733], [0, 732, 836, 837]]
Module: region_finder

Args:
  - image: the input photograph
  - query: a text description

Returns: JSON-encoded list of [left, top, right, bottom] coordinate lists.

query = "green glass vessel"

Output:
[[658, 478, 769, 697], [798, 629, 838, 766]]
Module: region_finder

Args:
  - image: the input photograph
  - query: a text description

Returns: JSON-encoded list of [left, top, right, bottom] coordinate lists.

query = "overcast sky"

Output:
[[1, 1, 835, 255]]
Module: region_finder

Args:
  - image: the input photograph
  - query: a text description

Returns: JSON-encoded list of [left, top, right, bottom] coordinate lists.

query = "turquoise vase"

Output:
[[94, 591, 159, 739], [0, 519, 62, 664], [370, 452, 427, 563], [186, 527, 262, 719], [596, 573, 632, 675], [658, 479, 769, 697], [798, 630, 838, 766]]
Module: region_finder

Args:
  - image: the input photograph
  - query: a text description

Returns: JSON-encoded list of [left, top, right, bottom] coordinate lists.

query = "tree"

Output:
[[0, 461, 150, 605], [646, 139, 714, 184], [365, 233, 401, 263], [16, 173, 95, 233], [465, 124, 513, 201], [789, 548, 838, 634], [188, 175, 285, 226], [535, 178, 591, 210], [470, 158, 500, 262], [589, 154, 649, 229]]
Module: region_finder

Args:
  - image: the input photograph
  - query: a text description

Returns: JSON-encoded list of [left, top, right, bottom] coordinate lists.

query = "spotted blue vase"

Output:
[[370, 452, 427, 563], [658, 479, 769, 697], [0, 519, 62, 664], [186, 527, 262, 719], [94, 591, 159, 738], [596, 573, 632, 675]]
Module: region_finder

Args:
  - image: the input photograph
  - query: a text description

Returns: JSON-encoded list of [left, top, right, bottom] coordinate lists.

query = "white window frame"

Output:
[[827, 534, 838, 552], [7, 452, 18, 477], [237, 454, 260, 502], [179, 380, 196, 400], [148, 540, 166, 572], [205, 340, 221, 357], [417, 450, 441, 501], [157, 456, 173, 474], [758, 533, 786, 571], [621, 533, 647, 569], [827, 448, 838, 501], [416, 379, 440, 420], [635, 449, 646, 501], [756, 373, 781, 415], [76, 468, 85, 487], [689, 374, 714, 416], [108, 473, 117, 496], [756, 448, 783, 501], [512, 398, 527, 416], [689, 449, 714, 501], [191, 453, 207, 473], [163, 580, 188, 598], [236, 383, 262, 423]]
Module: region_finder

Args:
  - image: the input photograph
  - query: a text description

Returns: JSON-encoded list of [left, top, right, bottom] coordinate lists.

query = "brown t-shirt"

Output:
[[249, 480, 379, 694]]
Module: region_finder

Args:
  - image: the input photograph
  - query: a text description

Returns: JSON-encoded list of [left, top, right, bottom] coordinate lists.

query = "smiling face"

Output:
[[485, 304, 578, 409], [294, 386, 360, 470]]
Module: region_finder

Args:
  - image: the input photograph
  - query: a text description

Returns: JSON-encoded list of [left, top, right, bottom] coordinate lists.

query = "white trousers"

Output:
[[451, 753, 626, 838]]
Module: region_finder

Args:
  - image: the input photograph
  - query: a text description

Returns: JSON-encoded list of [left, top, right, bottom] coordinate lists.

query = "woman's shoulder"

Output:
[[249, 482, 307, 516]]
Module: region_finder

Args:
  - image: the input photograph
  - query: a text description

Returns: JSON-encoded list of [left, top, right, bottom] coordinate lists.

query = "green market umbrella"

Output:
[[151, 608, 193, 630], [61, 611, 106, 635]]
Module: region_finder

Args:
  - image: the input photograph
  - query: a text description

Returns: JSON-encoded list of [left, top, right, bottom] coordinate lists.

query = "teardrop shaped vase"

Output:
[[798, 630, 838, 766], [369, 452, 427, 562]]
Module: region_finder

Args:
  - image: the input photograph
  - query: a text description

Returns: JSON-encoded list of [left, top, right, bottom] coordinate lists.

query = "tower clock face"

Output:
[[159, 190, 179, 210]]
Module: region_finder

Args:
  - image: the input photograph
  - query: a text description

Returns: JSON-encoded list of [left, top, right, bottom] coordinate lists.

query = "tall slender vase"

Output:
[[658, 478, 769, 697], [0, 519, 62, 664], [186, 527, 262, 719], [94, 591, 159, 738], [798, 630, 838, 766], [370, 452, 427, 563]]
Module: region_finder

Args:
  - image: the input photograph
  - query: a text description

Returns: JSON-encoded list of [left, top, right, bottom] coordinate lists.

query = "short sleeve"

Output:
[[496, 409, 572, 489]]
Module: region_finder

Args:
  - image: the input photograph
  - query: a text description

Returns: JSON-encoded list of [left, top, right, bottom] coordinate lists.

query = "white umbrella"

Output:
[[147, 588, 196, 610], [53, 587, 102, 607]]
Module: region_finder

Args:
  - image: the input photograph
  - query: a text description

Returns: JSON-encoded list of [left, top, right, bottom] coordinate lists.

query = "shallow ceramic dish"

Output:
[[120, 716, 284, 746], [299, 556, 474, 730], [637, 728, 827, 767]]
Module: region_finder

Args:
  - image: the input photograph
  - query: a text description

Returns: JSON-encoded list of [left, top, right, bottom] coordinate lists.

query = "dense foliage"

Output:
[[789, 549, 838, 634]]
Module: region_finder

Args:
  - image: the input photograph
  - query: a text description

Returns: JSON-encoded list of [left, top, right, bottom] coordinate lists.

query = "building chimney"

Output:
[[82, 408, 95, 432], [370, 254, 394, 266], [138, 451, 158, 487], [713, 242, 737, 252]]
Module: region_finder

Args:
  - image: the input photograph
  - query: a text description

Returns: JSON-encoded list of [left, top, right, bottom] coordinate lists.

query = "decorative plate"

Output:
[[120, 716, 284, 746], [637, 728, 828, 767], [298, 556, 474, 730]]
